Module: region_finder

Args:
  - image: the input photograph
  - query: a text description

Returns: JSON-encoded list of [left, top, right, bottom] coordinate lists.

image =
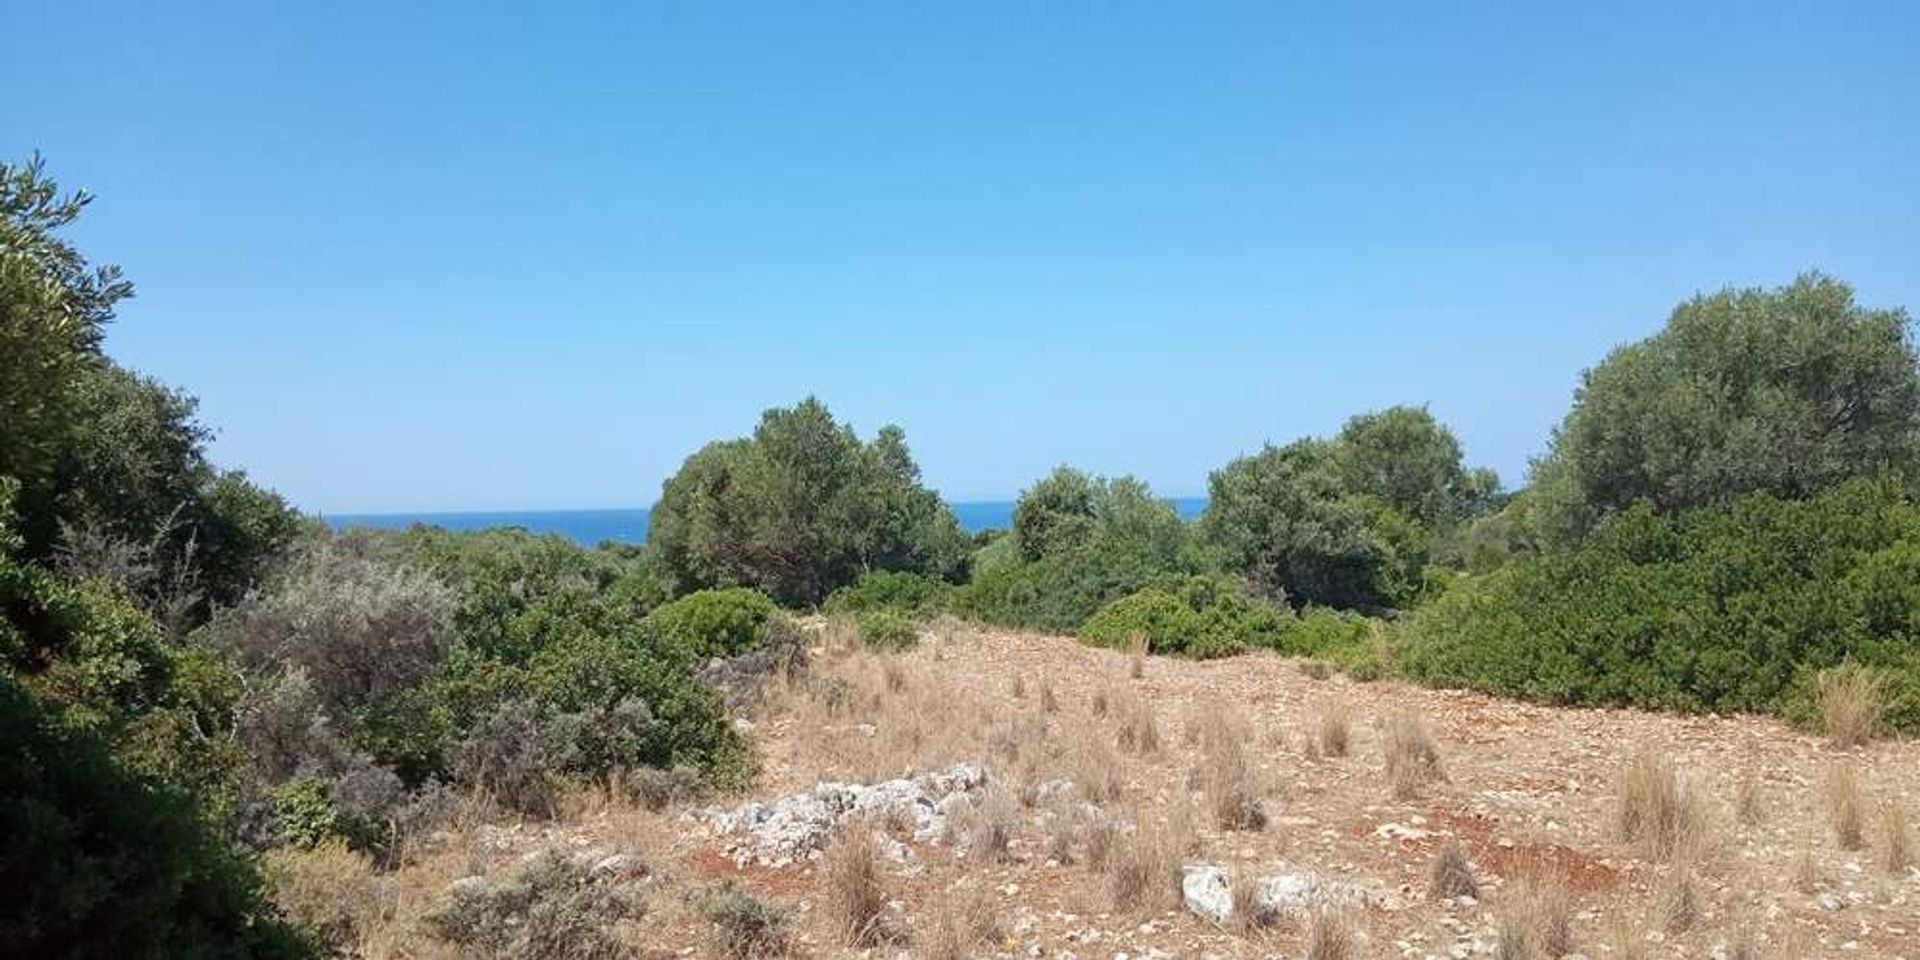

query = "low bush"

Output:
[[644, 588, 778, 662], [699, 883, 790, 958], [425, 851, 640, 960], [857, 610, 919, 649], [1405, 480, 1920, 731], [823, 570, 951, 617], [1079, 574, 1289, 659]]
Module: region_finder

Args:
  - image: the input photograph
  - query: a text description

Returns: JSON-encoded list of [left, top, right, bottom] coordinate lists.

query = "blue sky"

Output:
[[6, 2, 1916, 513]]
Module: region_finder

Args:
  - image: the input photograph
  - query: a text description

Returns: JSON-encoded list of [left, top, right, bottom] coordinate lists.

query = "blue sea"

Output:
[[325, 498, 1206, 546]]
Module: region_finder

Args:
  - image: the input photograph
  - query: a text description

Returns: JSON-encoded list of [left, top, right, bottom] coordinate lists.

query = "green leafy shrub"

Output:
[[1079, 574, 1290, 659], [0, 674, 312, 959], [1406, 479, 1920, 731], [856, 610, 919, 649], [643, 588, 778, 662], [957, 469, 1193, 632], [823, 570, 952, 617]]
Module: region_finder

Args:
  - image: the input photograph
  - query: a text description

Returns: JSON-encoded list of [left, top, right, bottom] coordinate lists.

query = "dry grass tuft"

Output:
[[1304, 908, 1361, 960], [1382, 710, 1446, 799], [1317, 705, 1351, 758], [265, 841, 387, 955], [1813, 662, 1887, 748], [1091, 687, 1110, 718], [1734, 771, 1765, 826], [1040, 679, 1059, 714], [1653, 858, 1700, 934], [1010, 673, 1026, 699], [1194, 704, 1266, 831], [1107, 815, 1182, 913], [1067, 723, 1125, 804], [1427, 839, 1478, 899], [1617, 749, 1709, 860], [1878, 794, 1912, 875], [822, 825, 891, 946], [1115, 690, 1162, 756], [1299, 659, 1332, 680], [1229, 868, 1278, 936], [1497, 869, 1572, 960], [958, 788, 1020, 862], [916, 887, 996, 960], [1126, 632, 1148, 679], [1792, 839, 1819, 893], [1826, 764, 1865, 850]]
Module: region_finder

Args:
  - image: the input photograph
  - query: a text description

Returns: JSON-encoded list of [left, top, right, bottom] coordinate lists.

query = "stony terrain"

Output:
[[350, 621, 1920, 958]]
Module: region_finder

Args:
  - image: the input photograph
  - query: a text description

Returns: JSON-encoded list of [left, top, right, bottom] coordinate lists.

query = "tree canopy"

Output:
[[646, 398, 967, 606], [1530, 273, 1920, 547]]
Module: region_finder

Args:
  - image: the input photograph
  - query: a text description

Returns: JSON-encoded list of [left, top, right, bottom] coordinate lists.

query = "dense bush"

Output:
[[1529, 274, 1920, 547], [1078, 574, 1290, 659], [647, 399, 968, 606], [856, 609, 919, 649], [1406, 479, 1920, 730], [1200, 408, 1496, 612], [823, 569, 952, 617], [957, 469, 1193, 632], [643, 587, 778, 662], [425, 851, 639, 960], [0, 674, 311, 959]]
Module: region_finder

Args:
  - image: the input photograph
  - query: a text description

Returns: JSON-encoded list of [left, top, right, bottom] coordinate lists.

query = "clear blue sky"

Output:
[[6, 2, 1916, 513]]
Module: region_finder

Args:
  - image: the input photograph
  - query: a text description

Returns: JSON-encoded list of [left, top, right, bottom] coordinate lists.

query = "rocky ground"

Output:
[[355, 621, 1920, 958]]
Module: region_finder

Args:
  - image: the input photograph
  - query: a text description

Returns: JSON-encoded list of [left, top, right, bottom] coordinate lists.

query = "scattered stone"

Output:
[[1180, 862, 1381, 924], [704, 762, 989, 865]]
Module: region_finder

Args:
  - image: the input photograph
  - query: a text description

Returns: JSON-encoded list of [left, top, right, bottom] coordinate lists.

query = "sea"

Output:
[[324, 498, 1207, 546]]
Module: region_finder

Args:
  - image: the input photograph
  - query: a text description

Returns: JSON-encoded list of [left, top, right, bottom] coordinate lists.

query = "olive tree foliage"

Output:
[[1, 157, 300, 623], [1, 156, 131, 549], [1530, 273, 1920, 548], [1202, 408, 1495, 611], [1335, 406, 1497, 525], [647, 398, 967, 606]]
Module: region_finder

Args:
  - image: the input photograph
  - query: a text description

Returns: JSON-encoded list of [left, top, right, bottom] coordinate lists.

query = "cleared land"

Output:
[[310, 621, 1920, 958]]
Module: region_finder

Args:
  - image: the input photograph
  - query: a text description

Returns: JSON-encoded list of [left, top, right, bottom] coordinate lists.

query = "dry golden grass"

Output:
[[958, 787, 1019, 862], [1382, 710, 1446, 799], [1652, 858, 1700, 934], [1065, 718, 1124, 804], [1126, 632, 1148, 679], [265, 841, 388, 955], [916, 887, 996, 960], [1299, 659, 1332, 681], [1040, 678, 1059, 714], [1734, 771, 1764, 826], [1107, 812, 1182, 914], [1010, 673, 1027, 700], [1878, 794, 1912, 875], [1194, 702, 1266, 831], [1813, 662, 1887, 748], [1228, 867, 1277, 936], [1497, 868, 1572, 960], [1617, 749, 1709, 860], [822, 825, 891, 946], [1304, 908, 1361, 960], [1426, 838, 1478, 899], [1792, 839, 1819, 893], [1316, 705, 1351, 758], [1090, 686, 1111, 718], [1114, 689, 1162, 756], [1826, 763, 1865, 850]]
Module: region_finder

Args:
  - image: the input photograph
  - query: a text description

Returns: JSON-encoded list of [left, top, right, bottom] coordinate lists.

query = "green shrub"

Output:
[[1079, 574, 1290, 659], [643, 588, 778, 662], [956, 474, 1195, 633], [856, 610, 919, 649], [1406, 479, 1920, 731], [0, 674, 312, 959], [823, 570, 951, 617]]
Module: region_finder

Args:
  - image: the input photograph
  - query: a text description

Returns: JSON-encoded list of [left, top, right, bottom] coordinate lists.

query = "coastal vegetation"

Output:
[[5, 154, 1919, 955]]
